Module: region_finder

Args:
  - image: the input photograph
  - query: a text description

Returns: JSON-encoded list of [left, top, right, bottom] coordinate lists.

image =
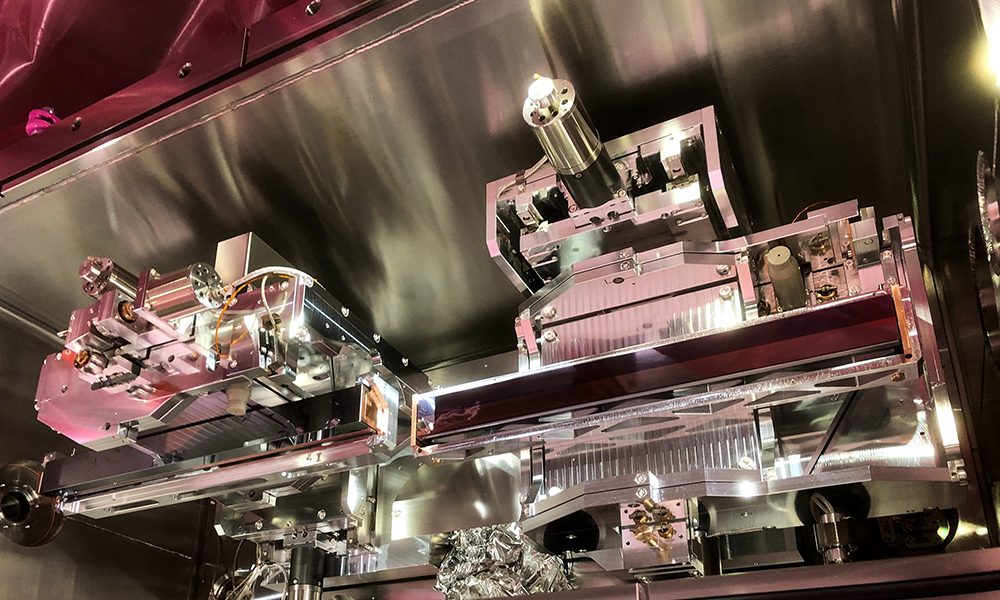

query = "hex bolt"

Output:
[[619, 249, 632, 258], [634, 473, 647, 484], [716, 264, 731, 276], [542, 330, 558, 343], [317, 509, 327, 520], [255, 520, 263, 531], [738, 456, 756, 470], [341, 306, 350, 317], [373, 333, 381, 343], [635, 488, 649, 499], [719, 285, 734, 300], [620, 261, 632, 271], [541, 305, 557, 319]]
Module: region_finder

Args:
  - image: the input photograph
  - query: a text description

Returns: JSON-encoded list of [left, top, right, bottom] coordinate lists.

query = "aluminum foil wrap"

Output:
[[436, 523, 571, 599]]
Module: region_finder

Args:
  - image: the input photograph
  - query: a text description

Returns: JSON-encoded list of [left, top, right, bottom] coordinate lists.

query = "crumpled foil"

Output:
[[435, 523, 571, 599]]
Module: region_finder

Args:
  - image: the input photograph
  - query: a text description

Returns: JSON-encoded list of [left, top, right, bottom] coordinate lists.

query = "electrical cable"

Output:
[[213, 273, 292, 358], [495, 155, 549, 199], [260, 275, 278, 333], [792, 200, 834, 223]]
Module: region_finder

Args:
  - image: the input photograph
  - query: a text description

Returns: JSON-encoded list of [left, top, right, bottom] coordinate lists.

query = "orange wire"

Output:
[[792, 201, 834, 223], [213, 274, 291, 359]]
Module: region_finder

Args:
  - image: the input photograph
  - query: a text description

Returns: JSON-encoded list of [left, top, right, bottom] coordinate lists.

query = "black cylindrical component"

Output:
[[289, 546, 325, 588], [560, 150, 619, 209]]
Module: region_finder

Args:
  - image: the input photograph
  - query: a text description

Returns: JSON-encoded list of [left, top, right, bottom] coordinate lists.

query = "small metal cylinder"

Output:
[[79, 257, 139, 300], [143, 263, 224, 321], [523, 76, 619, 208], [766, 246, 807, 310], [287, 584, 322, 600]]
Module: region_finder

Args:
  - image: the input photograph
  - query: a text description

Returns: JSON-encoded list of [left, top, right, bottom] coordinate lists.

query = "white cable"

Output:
[[228, 267, 319, 293], [260, 275, 278, 333], [495, 155, 549, 199]]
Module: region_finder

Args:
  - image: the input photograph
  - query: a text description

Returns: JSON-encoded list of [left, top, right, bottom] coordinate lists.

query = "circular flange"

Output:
[[974, 151, 1000, 365], [0, 460, 63, 547], [188, 262, 224, 310]]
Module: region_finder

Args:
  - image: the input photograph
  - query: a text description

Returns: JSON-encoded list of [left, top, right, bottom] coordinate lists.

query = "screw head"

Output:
[[317, 509, 327, 520], [738, 456, 756, 470], [635, 488, 649, 499], [620, 260, 632, 271], [716, 264, 731, 276], [891, 371, 906, 382], [634, 473, 647, 484], [255, 520, 263, 530], [542, 330, 558, 343], [373, 333, 381, 343], [541, 305, 557, 319], [719, 285, 734, 300], [341, 306, 350, 317]]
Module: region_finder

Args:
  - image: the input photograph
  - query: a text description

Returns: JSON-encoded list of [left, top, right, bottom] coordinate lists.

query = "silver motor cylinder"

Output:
[[522, 76, 620, 208]]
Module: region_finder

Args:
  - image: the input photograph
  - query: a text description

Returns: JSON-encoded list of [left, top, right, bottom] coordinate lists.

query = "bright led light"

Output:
[[528, 76, 556, 103], [978, 0, 1000, 86], [935, 402, 960, 449], [737, 480, 756, 498]]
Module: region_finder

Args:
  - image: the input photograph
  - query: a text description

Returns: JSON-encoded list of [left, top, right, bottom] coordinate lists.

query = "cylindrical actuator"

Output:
[[288, 546, 325, 600], [522, 76, 620, 209], [79, 256, 139, 300], [143, 263, 224, 321], [766, 246, 808, 311]]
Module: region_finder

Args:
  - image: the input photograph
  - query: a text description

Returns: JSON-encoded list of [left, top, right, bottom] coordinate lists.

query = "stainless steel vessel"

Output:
[[1, 1, 998, 599]]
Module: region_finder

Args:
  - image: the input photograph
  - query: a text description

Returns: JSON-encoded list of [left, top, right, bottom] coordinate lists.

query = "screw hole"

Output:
[[305, 0, 322, 15], [177, 62, 192, 79], [71, 117, 82, 131]]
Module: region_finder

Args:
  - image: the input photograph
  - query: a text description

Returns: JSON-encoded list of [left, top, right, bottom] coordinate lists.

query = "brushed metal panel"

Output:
[[0, 0, 921, 369]]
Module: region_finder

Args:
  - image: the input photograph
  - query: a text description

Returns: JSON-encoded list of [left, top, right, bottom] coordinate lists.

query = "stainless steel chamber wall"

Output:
[[2, 1, 1000, 599]]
